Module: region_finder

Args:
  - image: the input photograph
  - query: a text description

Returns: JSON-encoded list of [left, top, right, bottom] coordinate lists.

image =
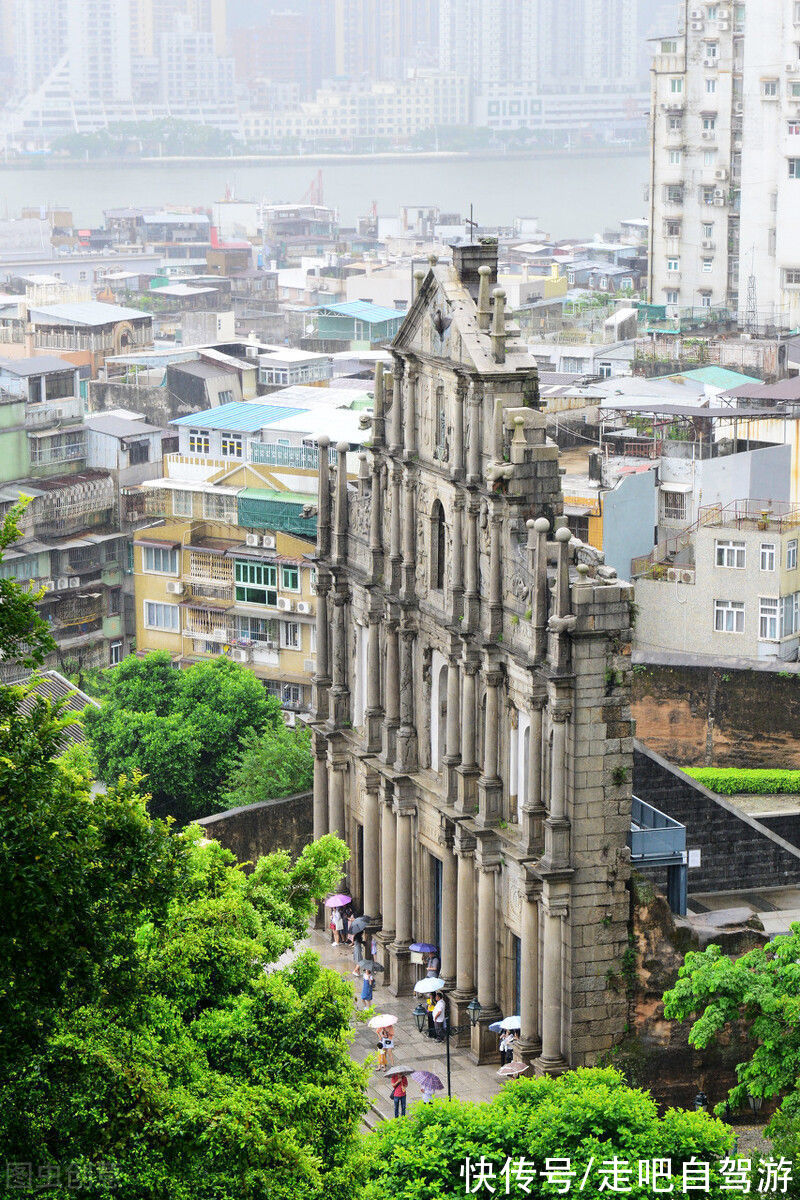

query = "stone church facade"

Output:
[[311, 241, 635, 1070]]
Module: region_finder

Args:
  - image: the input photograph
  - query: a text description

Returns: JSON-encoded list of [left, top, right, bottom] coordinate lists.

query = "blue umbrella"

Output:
[[488, 1021, 505, 1033], [410, 942, 438, 954]]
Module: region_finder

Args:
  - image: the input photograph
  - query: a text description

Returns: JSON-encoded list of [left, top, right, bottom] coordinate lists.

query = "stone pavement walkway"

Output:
[[306, 926, 503, 1124]]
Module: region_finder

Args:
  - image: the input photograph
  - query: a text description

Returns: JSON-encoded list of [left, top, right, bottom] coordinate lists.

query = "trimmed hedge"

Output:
[[684, 767, 800, 795]]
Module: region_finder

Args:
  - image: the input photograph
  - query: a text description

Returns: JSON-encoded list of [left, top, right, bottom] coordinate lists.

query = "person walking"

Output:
[[420, 1081, 435, 1104], [351, 930, 365, 977], [390, 1072, 408, 1118], [376, 1027, 387, 1071], [330, 907, 339, 945], [432, 991, 446, 1042], [425, 992, 436, 1038], [499, 1029, 514, 1065], [381, 1026, 395, 1068], [425, 950, 441, 978], [334, 908, 345, 945], [358, 968, 374, 1011]]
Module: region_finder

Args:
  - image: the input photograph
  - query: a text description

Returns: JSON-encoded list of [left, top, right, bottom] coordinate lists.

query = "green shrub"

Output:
[[685, 767, 800, 795]]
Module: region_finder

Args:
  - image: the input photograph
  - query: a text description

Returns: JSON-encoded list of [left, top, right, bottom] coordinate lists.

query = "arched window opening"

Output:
[[430, 499, 446, 592]]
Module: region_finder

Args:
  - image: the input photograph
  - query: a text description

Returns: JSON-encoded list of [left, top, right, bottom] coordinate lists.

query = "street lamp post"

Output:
[[413, 996, 481, 1100]]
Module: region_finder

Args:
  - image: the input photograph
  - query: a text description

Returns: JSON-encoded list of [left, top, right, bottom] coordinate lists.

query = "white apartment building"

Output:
[[649, 0, 800, 329]]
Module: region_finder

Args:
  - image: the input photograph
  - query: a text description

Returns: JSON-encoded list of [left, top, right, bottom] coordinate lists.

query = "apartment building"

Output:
[[636, 502, 800, 661], [649, 0, 800, 329]]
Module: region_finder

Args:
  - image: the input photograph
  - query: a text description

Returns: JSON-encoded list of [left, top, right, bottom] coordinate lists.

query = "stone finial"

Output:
[[414, 268, 426, 299], [428, 253, 439, 267], [477, 263, 492, 331], [555, 526, 572, 544], [491, 288, 507, 364]]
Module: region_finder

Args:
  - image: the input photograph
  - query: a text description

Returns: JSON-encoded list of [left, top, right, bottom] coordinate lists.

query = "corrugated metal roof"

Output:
[[312, 300, 405, 324], [170, 401, 306, 432], [239, 487, 316, 504], [29, 301, 149, 326], [662, 366, 761, 389], [0, 354, 75, 376]]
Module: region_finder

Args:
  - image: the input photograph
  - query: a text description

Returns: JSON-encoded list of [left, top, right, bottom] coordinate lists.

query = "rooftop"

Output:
[[660, 366, 762, 390], [724, 377, 800, 403], [170, 401, 306, 433], [310, 300, 405, 323], [84, 414, 162, 438], [29, 301, 149, 327]]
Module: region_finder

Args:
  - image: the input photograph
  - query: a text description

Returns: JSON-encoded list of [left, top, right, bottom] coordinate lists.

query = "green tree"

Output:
[[362, 1068, 736, 1200], [222, 722, 314, 809], [0, 501, 56, 669], [83, 653, 283, 820], [663, 925, 800, 1179]]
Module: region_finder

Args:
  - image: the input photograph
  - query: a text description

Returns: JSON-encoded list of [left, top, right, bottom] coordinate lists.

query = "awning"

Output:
[[564, 503, 593, 517], [660, 482, 693, 493], [180, 600, 231, 612], [137, 537, 180, 548], [186, 543, 227, 556]]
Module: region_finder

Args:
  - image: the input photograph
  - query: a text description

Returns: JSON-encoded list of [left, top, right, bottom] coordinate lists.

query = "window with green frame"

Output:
[[234, 559, 277, 606], [281, 564, 300, 591]]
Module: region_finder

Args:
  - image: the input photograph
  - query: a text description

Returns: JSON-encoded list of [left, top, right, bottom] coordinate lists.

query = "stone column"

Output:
[[443, 656, 461, 803], [455, 850, 475, 995], [312, 729, 329, 841], [395, 624, 418, 774], [464, 501, 480, 630], [365, 607, 383, 753], [328, 761, 346, 838], [372, 362, 386, 447], [543, 706, 571, 870], [363, 783, 381, 918], [531, 517, 550, 663], [478, 667, 503, 826], [312, 572, 331, 721], [333, 441, 349, 566], [440, 841, 457, 988], [535, 897, 568, 1076], [390, 805, 414, 996], [389, 465, 403, 593], [522, 698, 546, 855], [404, 366, 417, 457], [369, 458, 383, 579], [329, 589, 349, 729], [390, 359, 404, 453], [518, 884, 542, 1063], [488, 506, 503, 639], [380, 793, 396, 939], [382, 612, 400, 764], [456, 659, 479, 813], [452, 377, 466, 478], [471, 860, 503, 1063], [401, 470, 416, 600], [449, 495, 464, 622], [467, 381, 482, 483]]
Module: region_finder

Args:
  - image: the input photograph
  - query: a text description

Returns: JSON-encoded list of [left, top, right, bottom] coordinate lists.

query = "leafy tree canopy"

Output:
[[362, 1068, 735, 1200], [222, 722, 314, 809], [0, 501, 56, 669], [83, 653, 284, 820]]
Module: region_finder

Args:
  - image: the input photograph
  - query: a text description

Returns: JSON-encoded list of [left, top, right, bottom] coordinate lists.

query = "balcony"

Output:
[[29, 441, 87, 468], [628, 795, 687, 914]]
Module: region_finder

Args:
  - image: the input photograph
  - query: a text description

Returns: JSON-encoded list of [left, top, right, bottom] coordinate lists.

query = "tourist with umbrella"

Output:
[[412, 1070, 443, 1103], [358, 966, 374, 1011], [432, 991, 446, 1042], [386, 1067, 410, 1118], [367, 1013, 397, 1070]]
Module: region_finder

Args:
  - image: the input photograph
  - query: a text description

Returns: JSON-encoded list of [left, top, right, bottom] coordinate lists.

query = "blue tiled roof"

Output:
[[311, 300, 405, 323], [170, 401, 307, 432]]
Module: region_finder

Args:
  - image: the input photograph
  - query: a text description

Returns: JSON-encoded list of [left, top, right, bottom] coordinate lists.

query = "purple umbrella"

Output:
[[325, 894, 352, 908], [411, 1070, 444, 1092], [410, 942, 438, 954]]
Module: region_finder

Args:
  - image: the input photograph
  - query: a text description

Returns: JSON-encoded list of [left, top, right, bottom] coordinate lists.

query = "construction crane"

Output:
[[303, 169, 324, 206]]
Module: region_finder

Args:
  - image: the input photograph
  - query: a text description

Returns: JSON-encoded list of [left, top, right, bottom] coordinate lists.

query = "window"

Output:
[[666, 289, 679, 305], [760, 543, 776, 571], [707, 4, 718, 16], [143, 545, 178, 574], [144, 601, 180, 631], [234, 559, 277, 606], [434, 384, 447, 459], [667, 257, 680, 272], [759, 597, 779, 640], [703, 116, 717, 130], [598, 363, 612, 379], [784, 269, 800, 286], [670, 77, 683, 93], [662, 490, 686, 521], [715, 539, 746, 568], [173, 490, 193, 517], [665, 219, 681, 237], [705, 78, 717, 94], [790, 122, 800, 136], [792, 82, 800, 98], [668, 115, 683, 131], [567, 515, 590, 542], [703, 223, 714, 238], [700, 293, 712, 307], [281, 565, 300, 591], [221, 434, 242, 458], [661, 39, 678, 52], [280, 621, 301, 649], [702, 258, 713, 272], [666, 184, 684, 204], [762, 79, 778, 98], [669, 149, 682, 164], [795, 0, 800, 22], [188, 429, 210, 454], [109, 640, 123, 666], [702, 186, 716, 205], [788, 539, 798, 569], [218, 389, 234, 405], [430, 499, 446, 590], [203, 492, 237, 522], [234, 615, 277, 643], [281, 683, 303, 707], [790, 160, 800, 179], [107, 588, 121, 616], [704, 149, 715, 165], [128, 439, 149, 465], [714, 600, 745, 633], [705, 42, 718, 59]]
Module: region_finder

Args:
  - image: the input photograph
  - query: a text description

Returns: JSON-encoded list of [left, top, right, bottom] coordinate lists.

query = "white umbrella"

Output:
[[499, 1015, 521, 1031], [367, 1013, 398, 1029], [413, 977, 445, 994]]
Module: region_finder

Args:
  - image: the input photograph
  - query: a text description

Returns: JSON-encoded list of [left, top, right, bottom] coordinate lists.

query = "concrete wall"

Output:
[[633, 742, 800, 894], [196, 790, 313, 868], [602, 467, 656, 578], [632, 659, 800, 767]]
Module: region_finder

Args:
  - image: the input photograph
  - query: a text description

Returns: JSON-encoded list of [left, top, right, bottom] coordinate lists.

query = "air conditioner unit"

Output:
[[230, 647, 250, 663], [57, 577, 69, 590], [787, 63, 799, 73], [166, 580, 184, 595], [702, 238, 715, 250], [691, 20, 704, 30], [718, 8, 730, 17], [68, 577, 80, 588], [284, 710, 297, 727], [703, 57, 717, 67], [43, 580, 55, 592], [702, 130, 715, 140], [690, 8, 703, 18], [296, 600, 312, 614], [277, 596, 293, 612], [681, 570, 693, 583], [714, 196, 726, 206], [245, 533, 260, 547], [265, 639, 277, 650], [715, 167, 729, 180], [262, 534, 276, 549], [718, 20, 730, 30], [666, 567, 681, 582]]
